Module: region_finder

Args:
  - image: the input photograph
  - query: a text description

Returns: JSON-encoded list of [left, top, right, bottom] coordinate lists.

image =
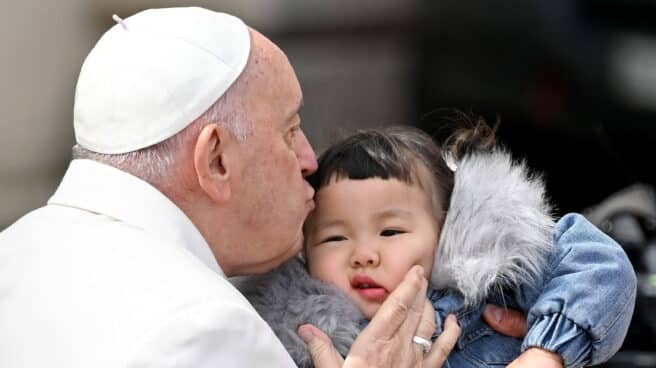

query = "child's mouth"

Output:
[[351, 275, 389, 302]]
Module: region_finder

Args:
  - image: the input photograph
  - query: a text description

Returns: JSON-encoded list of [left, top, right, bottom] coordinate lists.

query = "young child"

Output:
[[240, 122, 636, 368]]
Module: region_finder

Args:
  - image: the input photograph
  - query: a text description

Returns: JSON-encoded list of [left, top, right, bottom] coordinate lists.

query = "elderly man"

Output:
[[0, 7, 542, 368], [0, 7, 463, 367]]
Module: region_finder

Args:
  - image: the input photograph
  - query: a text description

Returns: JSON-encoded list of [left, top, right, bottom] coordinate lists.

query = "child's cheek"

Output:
[[308, 254, 338, 283]]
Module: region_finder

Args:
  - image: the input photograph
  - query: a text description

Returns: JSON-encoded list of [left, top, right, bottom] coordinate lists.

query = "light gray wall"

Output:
[[1, 1, 97, 228], [0, 0, 418, 228]]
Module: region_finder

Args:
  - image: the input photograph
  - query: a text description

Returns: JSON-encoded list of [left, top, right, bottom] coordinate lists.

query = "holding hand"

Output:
[[483, 305, 564, 368], [507, 348, 564, 368], [299, 266, 461, 368], [298, 275, 564, 368]]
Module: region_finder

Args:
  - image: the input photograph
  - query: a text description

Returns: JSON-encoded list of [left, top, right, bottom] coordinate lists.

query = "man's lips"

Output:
[[305, 182, 316, 212], [351, 275, 388, 302]]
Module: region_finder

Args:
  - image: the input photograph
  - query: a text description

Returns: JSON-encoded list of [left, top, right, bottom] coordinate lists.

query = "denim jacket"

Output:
[[426, 213, 636, 368]]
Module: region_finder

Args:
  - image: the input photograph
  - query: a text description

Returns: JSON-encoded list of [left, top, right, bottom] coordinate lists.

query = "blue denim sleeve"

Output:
[[519, 213, 637, 367]]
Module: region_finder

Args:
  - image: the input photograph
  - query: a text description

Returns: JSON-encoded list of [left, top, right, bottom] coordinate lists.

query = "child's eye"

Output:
[[320, 235, 347, 243], [380, 229, 405, 237]]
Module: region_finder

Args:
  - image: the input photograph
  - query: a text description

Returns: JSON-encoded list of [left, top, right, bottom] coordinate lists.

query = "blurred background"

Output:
[[1, 0, 655, 365]]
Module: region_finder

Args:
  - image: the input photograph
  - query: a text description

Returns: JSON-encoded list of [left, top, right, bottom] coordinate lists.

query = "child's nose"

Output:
[[349, 247, 380, 268]]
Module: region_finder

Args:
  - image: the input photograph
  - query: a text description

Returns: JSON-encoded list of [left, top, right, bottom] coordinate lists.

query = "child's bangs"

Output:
[[308, 131, 417, 190]]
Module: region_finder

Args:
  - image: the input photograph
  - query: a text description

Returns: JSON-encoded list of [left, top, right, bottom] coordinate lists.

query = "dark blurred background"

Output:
[[417, 0, 656, 215], [1, 0, 654, 365]]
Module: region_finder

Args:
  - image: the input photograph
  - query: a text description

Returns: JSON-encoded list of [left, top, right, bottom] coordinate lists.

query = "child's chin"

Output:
[[360, 303, 382, 320]]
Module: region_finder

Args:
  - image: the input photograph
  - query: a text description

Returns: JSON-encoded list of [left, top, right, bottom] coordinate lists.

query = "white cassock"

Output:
[[0, 159, 296, 367]]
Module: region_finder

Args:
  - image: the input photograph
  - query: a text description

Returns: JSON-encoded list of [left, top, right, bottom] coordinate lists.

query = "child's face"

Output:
[[304, 177, 440, 319]]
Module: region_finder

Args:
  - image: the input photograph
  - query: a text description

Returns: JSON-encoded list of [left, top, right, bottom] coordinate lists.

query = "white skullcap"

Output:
[[73, 7, 251, 154]]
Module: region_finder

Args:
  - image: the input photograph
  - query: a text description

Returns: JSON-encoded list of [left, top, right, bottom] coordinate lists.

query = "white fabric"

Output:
[[0, 159, 296, 367], [74, 7, 250, 154]]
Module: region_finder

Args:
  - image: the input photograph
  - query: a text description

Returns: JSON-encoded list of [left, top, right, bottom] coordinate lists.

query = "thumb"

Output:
[[298, 324, 344, 368], [482, 304, 528, 339]]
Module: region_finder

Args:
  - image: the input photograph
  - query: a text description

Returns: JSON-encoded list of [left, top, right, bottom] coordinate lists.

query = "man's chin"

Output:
[[284, 226, 305, 256], [283, 236, 304, 263], [261, 237, 303, 273], [228, 242, 302, 276], [231, 229, 305, 276]]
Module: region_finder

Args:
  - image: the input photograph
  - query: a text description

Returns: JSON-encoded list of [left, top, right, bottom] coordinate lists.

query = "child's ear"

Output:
[[193, 123, 232, 204]]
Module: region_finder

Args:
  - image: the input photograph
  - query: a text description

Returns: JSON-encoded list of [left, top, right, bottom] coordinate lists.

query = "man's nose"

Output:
[[297, 130, 318, 177]]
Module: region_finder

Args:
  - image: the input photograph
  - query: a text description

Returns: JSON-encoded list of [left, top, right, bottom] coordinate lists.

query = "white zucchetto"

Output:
[[73, 7, 250, 154]]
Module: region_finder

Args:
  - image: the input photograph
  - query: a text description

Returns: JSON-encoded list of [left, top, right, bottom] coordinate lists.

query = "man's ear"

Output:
[[194, 123, 232, 204]]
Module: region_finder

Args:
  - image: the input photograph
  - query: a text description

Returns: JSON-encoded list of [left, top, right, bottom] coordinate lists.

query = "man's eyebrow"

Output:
[[289, 97, 303, 119]]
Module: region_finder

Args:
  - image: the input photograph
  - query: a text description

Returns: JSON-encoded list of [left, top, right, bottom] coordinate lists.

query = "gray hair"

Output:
[[72, 85, 253, 185]]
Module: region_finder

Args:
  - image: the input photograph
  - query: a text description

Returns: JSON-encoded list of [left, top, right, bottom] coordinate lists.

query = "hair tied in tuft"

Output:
[[442, 152, 458, 172]]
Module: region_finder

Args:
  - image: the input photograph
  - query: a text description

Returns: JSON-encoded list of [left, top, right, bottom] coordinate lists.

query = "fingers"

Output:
[[424, 314, 461, 367], [347, 266, 431, 367], [506, 348, 564, 368], [398, 268, 432, 339], [414, 299, 436, 340], [482, 304, 528, 339], [298, 324, 345, 368], [367, 266, 427, 340]]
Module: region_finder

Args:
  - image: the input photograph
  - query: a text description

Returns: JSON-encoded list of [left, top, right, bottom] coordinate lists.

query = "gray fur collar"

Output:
[[235, 257, 363, 368], [431, 149, 554, 306], [236, 149, 554, 367]]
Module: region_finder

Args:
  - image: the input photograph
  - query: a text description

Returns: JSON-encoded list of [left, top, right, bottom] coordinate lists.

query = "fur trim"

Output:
[[430, 149, 555, 306], [237, 257, 363, 368]]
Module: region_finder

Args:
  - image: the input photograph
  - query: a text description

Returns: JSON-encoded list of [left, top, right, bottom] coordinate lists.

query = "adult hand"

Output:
[[299, 266, 461, 368], [482, 305, 563, 368], [507, 348, 564, 368], [482, 304, 527, 338], [298, 324, 345, 368]]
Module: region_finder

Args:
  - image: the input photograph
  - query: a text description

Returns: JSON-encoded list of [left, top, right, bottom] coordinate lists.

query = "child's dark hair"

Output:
[[308, 114, 497, 219]]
